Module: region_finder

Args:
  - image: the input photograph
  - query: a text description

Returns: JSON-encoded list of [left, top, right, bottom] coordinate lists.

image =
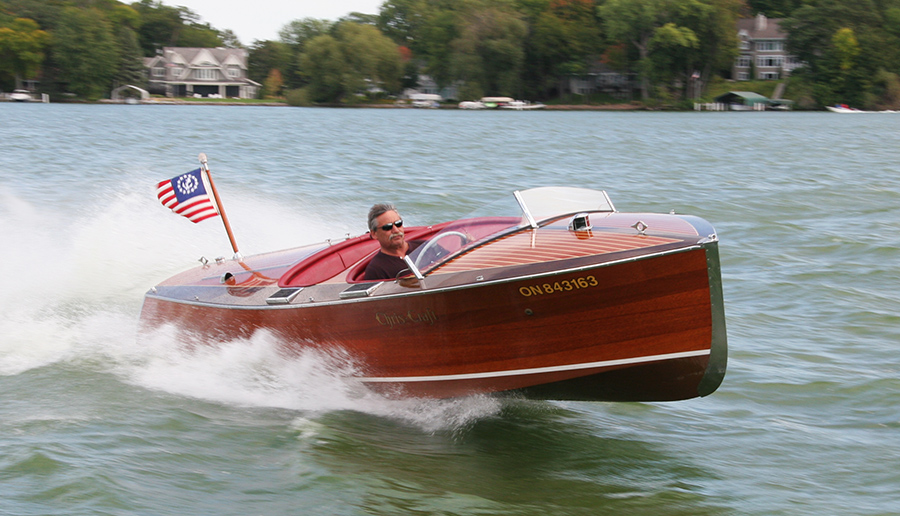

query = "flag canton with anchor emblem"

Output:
[[156, 168, 219, 223]]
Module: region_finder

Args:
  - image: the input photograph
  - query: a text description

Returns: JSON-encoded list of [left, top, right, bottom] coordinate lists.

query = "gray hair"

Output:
[[367, 203, 397, 233]]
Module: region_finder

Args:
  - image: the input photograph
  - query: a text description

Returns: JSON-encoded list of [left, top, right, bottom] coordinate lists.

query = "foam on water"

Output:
[[0, 182, 501, 431]]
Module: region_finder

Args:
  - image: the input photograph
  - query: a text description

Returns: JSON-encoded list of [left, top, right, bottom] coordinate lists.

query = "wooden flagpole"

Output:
[[198, 153, 241, 260]]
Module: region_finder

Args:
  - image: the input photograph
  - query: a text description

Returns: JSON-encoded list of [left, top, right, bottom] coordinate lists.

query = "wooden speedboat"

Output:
[[140, 187, 727, 401]]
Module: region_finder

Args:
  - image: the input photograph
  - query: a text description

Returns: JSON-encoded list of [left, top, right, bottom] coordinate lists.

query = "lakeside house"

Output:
[[734, 14, 803, 80], [563, 14, 804, 99], [144, 47, 260, 99]]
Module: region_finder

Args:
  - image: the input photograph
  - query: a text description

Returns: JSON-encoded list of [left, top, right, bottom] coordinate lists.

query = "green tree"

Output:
[[691, 0, 742, 81], [338, 12, 379, 26], [112, 24, 146, 88], [277, 17, 333, 87], [133, 0, 184, 55], [53, 6, 119, 98], [106, 4, 144, 88], [450, 4, 528, 97], [299, 34, 345, 102], [651, 0, 740, 98], [377, 0, 466, 91], [600, 0, 740, 100], [418, 7, 462, 89], [297, 22, 403, 103], [0, 0, 67, 31], [338, 22, 403, 94], [781, 0, 893, 107], [377, 0, 431, 52], [525, 0, 604, 99], [279, 17, 332, 51], [0, 17, 50, 88], [745, 0, 803, 17], [177, 23, 224, 48], [648, 22, 700, 87], [219, 29, 242, 48], [133, 0, 222, 56], [871, 69, 900, 109], [248, 39, 293, 86], [599, 0, 672, 99]]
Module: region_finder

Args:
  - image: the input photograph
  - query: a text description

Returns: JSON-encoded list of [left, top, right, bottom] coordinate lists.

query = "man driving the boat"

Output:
[[363, 203, 421, 280]]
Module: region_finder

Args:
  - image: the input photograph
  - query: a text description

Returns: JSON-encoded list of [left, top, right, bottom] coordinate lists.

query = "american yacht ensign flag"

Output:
[[156, 168, 219, 223]]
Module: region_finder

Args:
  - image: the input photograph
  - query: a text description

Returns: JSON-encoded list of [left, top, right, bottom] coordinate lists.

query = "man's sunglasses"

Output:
[[379, 220, 403, 231]]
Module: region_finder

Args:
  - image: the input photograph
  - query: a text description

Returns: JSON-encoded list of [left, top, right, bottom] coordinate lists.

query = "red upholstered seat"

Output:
[[278, 224, 451, 287]]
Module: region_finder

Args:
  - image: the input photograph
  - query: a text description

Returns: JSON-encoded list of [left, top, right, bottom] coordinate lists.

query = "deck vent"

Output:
[[340, 282, 383, 299], [266, 288, 303, 305]]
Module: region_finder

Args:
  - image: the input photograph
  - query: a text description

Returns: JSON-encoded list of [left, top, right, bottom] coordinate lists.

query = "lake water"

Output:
[[1, 103, 898, 515]]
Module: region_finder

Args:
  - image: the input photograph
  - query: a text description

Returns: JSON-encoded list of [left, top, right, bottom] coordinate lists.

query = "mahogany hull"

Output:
[[140, 243, 727, 401]]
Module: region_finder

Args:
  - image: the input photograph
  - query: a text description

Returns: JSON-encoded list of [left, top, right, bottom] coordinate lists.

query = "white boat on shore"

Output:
[[459, 100, 486, 109], [8, 89, 34, 102], [459, 98, 546, 110], [500, 100, 546, 110]]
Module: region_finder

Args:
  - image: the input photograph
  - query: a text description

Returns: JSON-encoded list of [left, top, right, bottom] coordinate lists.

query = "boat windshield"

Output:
[[407, 187, 615, 271]]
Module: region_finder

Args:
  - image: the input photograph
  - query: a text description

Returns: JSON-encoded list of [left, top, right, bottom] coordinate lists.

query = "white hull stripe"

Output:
[[360, 349, 710, 383]]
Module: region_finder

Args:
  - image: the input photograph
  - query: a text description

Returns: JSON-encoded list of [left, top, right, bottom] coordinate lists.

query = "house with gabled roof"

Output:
[[144, 47, 260, 99], [734, 14, 803, 81]]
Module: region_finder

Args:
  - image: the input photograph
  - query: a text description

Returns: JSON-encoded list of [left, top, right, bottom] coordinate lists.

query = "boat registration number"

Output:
[[518, 275, 598, 297]]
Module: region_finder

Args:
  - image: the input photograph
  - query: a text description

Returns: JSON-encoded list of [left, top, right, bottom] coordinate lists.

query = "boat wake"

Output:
[[0, 185, 502, 432], [133, 325, 503, 432]]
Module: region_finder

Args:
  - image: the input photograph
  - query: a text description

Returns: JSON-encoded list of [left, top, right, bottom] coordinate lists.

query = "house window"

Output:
[[736, 56, 751, 68], [739, 40, 750, 50], [756, 41, 784, 51], [228, 67, 240, 78], [195, 68, 218, 80], [172, 66, 183, 77], [757, 56, 784, 68], [152, 67, 165, 77], [760, 72, 780, 80], [737, 72, 750, 81], [784, 57, 804, 71]]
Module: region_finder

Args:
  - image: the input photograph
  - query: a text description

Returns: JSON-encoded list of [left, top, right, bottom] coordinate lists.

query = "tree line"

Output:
[[2, 0, 900, 109]]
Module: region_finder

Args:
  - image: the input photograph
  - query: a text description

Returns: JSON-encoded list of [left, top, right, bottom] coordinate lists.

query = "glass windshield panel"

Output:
[[408, 187, 613, 271], [516, 187, 614, 223], [408, 216, 520, 271]]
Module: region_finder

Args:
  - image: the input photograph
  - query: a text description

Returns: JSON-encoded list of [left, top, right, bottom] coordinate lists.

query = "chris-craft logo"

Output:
[[176, 173, 200, 195], [376, 308, 438, 329]]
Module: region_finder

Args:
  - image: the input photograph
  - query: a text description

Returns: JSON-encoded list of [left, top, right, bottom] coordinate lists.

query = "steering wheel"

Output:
[[413, 231, 470, 269]]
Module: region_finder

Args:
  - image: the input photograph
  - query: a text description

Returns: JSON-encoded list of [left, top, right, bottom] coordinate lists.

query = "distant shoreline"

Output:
[[119, 99, 645, 110]]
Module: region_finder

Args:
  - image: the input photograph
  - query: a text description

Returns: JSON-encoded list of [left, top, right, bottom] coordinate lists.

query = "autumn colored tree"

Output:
[[263, 68, 284, 97], [248, 39, 293, 87]]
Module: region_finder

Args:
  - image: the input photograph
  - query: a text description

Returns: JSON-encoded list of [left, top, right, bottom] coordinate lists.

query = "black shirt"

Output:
[[363, 241, 421, 280]]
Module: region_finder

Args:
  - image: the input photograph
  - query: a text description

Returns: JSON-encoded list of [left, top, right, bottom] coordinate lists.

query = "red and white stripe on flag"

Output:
[[156, 168, 219, 223]]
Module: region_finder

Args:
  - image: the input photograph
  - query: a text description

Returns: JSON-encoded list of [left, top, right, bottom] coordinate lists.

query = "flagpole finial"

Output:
[[198, 153, 208, 168]]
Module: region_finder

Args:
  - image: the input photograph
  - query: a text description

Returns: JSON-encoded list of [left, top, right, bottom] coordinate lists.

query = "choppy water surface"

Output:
[[1, 104, 898, 515]]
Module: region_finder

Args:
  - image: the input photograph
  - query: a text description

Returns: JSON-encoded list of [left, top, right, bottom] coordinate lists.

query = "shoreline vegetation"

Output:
[[4, 1, 896, 111], [74, 78, 802, 110], [110, 98, 645, 110]]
